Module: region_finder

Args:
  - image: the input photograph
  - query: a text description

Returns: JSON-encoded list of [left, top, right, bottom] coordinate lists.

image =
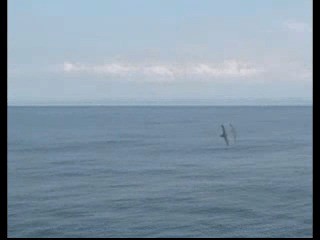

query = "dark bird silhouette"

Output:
[[220, 124, 229, 146]]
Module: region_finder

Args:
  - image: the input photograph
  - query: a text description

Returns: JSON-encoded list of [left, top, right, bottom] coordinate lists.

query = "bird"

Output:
[[220, 124, 229, 146]]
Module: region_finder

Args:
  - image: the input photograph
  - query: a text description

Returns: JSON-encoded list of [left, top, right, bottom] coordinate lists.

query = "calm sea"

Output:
[[8, 106, 312, 237]]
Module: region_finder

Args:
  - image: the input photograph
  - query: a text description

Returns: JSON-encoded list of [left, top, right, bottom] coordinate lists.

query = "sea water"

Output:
[[8, 106, 312, 237]]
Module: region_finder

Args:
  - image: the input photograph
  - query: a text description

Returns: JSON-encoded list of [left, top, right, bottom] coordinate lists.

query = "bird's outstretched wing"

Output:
[[220, 125, 229, 146], [223, 133, 229, 146]]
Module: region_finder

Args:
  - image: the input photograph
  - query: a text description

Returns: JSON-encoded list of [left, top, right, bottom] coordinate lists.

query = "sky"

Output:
[[8, 0, 312, 105]]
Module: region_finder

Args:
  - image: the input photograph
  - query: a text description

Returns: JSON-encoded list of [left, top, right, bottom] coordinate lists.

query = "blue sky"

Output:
[[8, 0, 312, 105]]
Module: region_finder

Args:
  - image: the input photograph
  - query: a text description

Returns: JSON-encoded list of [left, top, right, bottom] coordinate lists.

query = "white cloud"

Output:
[[143, 65, 175, 77], [192, 60, 263, 77], [63, 62, 75, 72], [283, 20, 312, 33], [63, 60, 263, 81], [93, 64, 137, 75], [63, 62, 88, 72], [62, 58, 313, 83]]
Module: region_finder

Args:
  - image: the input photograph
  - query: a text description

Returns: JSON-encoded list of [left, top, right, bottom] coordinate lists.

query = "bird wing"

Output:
[[221, 125, 226, 135], [221, 125, 229, 146], [223, 134, 229, 146]]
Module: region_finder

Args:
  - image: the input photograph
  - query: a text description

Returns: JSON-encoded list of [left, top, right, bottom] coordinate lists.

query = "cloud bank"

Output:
[[63, 60, 264, 81]]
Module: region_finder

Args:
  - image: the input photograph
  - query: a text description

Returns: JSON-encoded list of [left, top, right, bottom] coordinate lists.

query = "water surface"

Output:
[[8, 106, 312, 237]]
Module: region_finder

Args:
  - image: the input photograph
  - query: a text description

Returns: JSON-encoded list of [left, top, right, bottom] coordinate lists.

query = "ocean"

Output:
[[8, 106, 312, 237]]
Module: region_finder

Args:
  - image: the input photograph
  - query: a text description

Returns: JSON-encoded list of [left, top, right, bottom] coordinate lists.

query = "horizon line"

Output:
[[7, 104, 312, 107]]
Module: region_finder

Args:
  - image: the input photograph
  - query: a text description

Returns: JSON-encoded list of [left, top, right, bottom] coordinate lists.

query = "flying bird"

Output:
[[220, 124, 229, 146]]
